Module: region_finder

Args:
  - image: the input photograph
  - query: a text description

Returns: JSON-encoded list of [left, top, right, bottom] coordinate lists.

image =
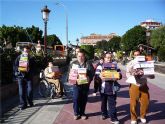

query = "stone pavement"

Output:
[[1, 64, 165, 124], [53, 70, 165, 124]]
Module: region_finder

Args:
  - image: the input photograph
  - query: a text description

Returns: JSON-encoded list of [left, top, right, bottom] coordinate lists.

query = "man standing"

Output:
[[126, 50, 154, 124], [68, 49, 94, 120], [14, 46, 35, 110]]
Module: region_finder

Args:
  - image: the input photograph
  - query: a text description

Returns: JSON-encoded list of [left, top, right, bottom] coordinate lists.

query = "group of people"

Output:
[[14, 46, 153, 124], [68, 47, 153, 124]]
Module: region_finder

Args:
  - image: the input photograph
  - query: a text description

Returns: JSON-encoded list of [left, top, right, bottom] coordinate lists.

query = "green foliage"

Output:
[[80, 45, 94, 60], [47, 34, 62, 46], [157, 46, 165, 61], [26, 25, 43, 43], [116, 51, 123, 61], [108, 36, 121, 52], [150, 26, 165, 49], [121, 25, 146, 52], [0, 25, 27, 47], [0, 49, 19, 85], [0, 25, 43, 47], [94, 48, 104, 57], [95, 40, 108, 51]]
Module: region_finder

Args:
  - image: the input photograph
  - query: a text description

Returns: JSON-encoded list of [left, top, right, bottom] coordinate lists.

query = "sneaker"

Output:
[[29, 103, 34, 107], [131, 120, 137, 124], [81, 115, 88, 120], [73, 115, 80, 120], [92, 93, 97, 96], [101, 115, 107, 120], [140, 118, 146, 123], [111, 120, 119, 124], [19, 105, 27, 110]]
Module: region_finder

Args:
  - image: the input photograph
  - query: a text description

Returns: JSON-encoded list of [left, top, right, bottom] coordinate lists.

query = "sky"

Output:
[[1, 0, 165, 45]]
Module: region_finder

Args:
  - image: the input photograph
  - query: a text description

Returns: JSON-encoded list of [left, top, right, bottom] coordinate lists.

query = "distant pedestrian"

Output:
[[99, 52, 122, 124], [92, 57, 104, 96], [14, 46, 35, 110], [35, 40, 44, 56], [68, 49, 94, 120]]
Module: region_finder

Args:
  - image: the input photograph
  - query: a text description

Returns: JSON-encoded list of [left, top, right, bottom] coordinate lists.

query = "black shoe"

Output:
[[29, 103, 34, 107]]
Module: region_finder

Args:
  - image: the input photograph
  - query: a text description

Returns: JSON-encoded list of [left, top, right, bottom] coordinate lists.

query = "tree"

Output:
[[47, 34, 62, 47], [108, 36, 121, 52], [80, 45, 94, 60], [26, 25, 43, 43], [121, 25, 146, 52], [95, 40, 108, 51], [0, 25, 43, 47], [150, 26, 165, 49], [150, 26, 165, 61], [0, 25, 28, 47]]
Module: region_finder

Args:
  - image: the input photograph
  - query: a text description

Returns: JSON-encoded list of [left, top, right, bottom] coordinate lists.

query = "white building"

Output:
[[140, 19, 162, 29], [80, 33, 117, 46]]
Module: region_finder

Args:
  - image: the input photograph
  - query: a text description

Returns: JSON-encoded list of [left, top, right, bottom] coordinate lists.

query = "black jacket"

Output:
[[14, 54, 35, 80]]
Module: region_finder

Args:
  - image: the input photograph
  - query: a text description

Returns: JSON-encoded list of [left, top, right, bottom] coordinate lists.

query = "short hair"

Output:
[[24, 46, 30, 50], [102, 51, 112, 58], [77, 49, 86, 56]]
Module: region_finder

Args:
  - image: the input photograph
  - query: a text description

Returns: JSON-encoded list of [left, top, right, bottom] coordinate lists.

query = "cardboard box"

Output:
[[68, 69, 78, 85], [133, 61, 154, 69], [143, 68, 155, 75], [51, 66, 60, 72], [77, 68, 88, 85], [101, 71, 120, 80], [103, 63, 117, 70], [134, 56, 146, 62]]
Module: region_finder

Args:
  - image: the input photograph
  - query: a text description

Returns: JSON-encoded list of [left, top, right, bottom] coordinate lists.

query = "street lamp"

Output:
[[55, 2, 68, 49], [41, 5, 51, 56], [76, 38, 79, 46], [146, 26, 151, 55]]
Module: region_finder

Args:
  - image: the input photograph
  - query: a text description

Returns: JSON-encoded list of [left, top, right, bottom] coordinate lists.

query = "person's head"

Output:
[[133, 50, 140, 57], [99, 57, 104, 64], [75, 47, 80, 55], [103, 52, 113, 63], [77, 49, 86, 63], [23, 46, 30, 53], [48, 61, 53, 67]]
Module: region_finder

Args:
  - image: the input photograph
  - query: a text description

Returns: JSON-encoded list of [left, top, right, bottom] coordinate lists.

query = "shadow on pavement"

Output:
[[34, 99, 72, 107], [147, 100, 165, 122]]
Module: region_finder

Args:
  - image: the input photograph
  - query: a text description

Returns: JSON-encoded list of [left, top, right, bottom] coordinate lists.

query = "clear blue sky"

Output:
[[1, 0, 165, 45]]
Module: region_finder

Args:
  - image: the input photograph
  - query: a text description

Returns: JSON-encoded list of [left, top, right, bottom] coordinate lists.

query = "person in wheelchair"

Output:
[[44, 61, 64, 97]]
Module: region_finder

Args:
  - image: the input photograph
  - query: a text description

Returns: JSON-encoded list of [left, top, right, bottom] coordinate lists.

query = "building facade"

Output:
[[80, 33, 117, 46], [140, 19, 162, 29]]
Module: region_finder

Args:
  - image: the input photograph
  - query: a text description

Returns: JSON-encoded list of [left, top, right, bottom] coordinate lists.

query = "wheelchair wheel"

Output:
[[49, 83, 57, 99], [39, 79, 50, 98]]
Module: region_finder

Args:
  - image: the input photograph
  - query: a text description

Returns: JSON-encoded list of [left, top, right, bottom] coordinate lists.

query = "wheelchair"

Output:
[[39, 70, 58, 98]]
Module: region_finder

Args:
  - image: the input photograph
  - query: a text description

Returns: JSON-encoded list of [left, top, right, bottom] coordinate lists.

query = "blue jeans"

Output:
[[17, 78, 33, 107], [73, 84, 89, 116], [101, 93, 118, 121]]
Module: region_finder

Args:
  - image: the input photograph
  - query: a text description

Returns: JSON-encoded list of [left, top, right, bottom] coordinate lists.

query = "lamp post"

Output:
[[41, 5, 51, 56], [55, 2, 68, 49], [76, 38, 79, 47], [146, 27, 151, 55]]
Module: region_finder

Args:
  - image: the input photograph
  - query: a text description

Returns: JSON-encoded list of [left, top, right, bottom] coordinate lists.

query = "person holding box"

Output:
[[99, 52, 122, 124], [126, 50, 155, 124], [68, 49, 94, 120]]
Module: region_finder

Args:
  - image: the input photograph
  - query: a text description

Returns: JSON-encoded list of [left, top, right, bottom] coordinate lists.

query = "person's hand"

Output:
[[132, 69, 144, 76]]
